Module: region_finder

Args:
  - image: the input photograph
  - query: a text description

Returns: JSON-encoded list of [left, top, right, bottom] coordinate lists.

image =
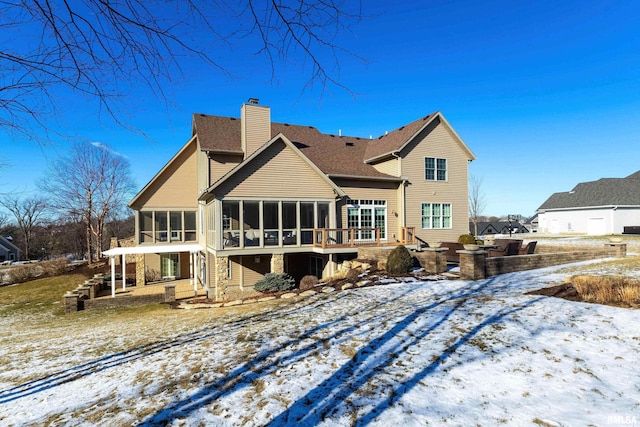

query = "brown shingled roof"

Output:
[[191, 113, 404, 180], [270, 123, 397, 179], [191, 110, 465, 180], [192, 113, 243, 153], [363, 113, 438, 162]]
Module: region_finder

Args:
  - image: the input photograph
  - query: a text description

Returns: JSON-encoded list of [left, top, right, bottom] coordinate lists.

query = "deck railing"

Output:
[[313, 227, 417, 249]]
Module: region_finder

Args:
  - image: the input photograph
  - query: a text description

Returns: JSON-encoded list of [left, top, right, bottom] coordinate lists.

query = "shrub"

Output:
[[145, 268, 161, 282], [572, 275, 640, 305], [386, 245, 413, 275], [299, 275, 319, 290], [7, 265, 37, 284], [345, 268, 360, 282], [41, 258, 68, 276], [457, 234, 476, 244], [254, 273, 296, 293]]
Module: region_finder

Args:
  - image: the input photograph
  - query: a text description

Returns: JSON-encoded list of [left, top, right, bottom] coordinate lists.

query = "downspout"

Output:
[[392, 153, 407, 232]]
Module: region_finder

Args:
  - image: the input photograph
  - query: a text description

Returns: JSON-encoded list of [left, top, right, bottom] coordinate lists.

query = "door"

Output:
[[161, 253, 180, 279]]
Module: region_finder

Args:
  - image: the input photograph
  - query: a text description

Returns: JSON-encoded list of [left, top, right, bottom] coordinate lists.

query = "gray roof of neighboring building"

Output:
[[0, 236, 19, 251], [538, 171, 640, 210]]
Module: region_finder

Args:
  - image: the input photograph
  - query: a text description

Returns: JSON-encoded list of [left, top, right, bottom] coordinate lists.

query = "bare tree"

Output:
[[41, 141, 135, 264], [0, 211, 9, 231], [469, 174, 486, 237], [1, 1, 362, 141], [0, 195, 48, 260]]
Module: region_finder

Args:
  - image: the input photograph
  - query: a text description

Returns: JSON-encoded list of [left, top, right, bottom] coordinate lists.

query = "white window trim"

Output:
[[346, 199, 387, 240], [425, 157, 448, 181], [421, 202, 452, 229]]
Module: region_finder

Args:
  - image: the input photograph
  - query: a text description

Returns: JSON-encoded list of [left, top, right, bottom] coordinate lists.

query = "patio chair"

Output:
[[488, 241, 521, 257], [224, 232, 239, 247], [518, 241, 537, 255]]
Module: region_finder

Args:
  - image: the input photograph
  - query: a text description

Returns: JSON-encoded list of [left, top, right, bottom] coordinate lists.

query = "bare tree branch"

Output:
[[40, 141, 136, 263], [0, 195, 48, 260], [469, 174, 486, 237], [0, 1, 363, 141]]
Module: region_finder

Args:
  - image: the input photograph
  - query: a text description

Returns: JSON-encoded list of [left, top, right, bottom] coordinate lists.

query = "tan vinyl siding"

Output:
[[400, 117, 471, 242], [241, 103, 271, 158], [241, 255, 271, 287], [131, 140, 198, 209], [333, 178, 401, 241], [197, 148, 209, 195], [371, 158, 399, 177], [144, 253, 161, 275], [227, 256, 243, 286], [209, 153, 242, 186], [217, 140, 336, 199]]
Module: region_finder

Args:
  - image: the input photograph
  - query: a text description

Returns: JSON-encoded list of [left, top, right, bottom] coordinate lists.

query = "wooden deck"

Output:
[[313, 227, 416, 249]]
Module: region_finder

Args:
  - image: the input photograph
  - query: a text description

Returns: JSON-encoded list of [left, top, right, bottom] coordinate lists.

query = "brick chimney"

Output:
[[241, 98, 271, 158]]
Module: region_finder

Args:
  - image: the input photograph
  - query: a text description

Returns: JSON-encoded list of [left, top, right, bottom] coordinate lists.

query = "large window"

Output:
[[346, 199, 386, 240], [421, 203, 452, 229], [139, 210, 197, 244], [425, 157, 447, 181]]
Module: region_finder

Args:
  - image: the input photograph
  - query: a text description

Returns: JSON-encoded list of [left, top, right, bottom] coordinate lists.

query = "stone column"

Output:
[[164, 284, 176, 303], [416, 248, 448, 274], [270, 253, 284, 274], [215, 255, 229, 301], [135, 254, 146, 287], [610, 243, 627, 258], [63, 292, 80, 314], [459, 250, 487, 281]]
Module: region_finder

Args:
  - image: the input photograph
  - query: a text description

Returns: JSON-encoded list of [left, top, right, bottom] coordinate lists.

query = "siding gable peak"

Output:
[[199, 133, 346, 201]]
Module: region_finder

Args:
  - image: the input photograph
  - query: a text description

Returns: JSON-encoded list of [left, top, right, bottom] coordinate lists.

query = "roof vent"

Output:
[[345, 142, 354, 146], [248, 97, 259, 105]]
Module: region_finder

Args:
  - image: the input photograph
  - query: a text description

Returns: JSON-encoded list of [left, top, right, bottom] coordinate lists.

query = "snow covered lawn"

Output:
[[1, 257, 639, 426]]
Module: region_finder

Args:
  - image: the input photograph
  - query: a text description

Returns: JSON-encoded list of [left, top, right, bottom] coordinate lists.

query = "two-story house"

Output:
[[0, 236, 20, 262], [110, 99, 475, 301]]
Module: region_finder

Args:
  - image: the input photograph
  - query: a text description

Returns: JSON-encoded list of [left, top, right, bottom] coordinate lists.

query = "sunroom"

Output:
[[207, 198, 335, 251]]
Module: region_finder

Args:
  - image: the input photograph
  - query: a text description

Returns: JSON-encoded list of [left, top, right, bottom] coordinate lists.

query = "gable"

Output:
[[212, 139, 337, 199], [399, 116, 471, 182], [0, 236, 19, 253], [129, 139, 198, 209]]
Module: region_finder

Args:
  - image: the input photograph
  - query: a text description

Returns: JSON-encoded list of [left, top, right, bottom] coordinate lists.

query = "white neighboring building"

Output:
[[537, 171, 640, 235]]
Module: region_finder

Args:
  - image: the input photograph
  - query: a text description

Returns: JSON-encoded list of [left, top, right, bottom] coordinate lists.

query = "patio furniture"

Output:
[[488, 241, 521, 257], [519, 241, 537, 255], [441, 242, 465, 263], [224, 232, 239, 247]]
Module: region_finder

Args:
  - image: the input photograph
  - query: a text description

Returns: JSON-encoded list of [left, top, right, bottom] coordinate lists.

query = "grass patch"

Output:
[[0, 273, 89, 316], [558, 255, 640, 275], [571, 275, 640, 306]]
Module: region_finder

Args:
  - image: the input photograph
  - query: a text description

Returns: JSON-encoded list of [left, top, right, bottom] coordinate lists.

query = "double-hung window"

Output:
[[425, 157, 447, 181], [421, 203, 452, 229]]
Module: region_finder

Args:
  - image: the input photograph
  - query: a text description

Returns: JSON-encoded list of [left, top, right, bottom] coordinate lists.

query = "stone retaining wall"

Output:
[[360, 244, 626, 280], [63, 277, 176, 313], [484, 247, 621, 277], [83, 293, 166, 310]]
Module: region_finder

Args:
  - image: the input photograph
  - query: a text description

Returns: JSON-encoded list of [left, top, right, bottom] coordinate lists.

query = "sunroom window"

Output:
[[138, 210, 198, 244]]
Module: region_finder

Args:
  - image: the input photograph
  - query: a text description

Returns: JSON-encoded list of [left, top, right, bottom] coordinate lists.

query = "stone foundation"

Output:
[[271, 254, 284, 274]]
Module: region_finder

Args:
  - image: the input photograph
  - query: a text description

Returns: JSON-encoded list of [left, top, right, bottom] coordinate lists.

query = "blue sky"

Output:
[[2, 0, 640, 218]]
